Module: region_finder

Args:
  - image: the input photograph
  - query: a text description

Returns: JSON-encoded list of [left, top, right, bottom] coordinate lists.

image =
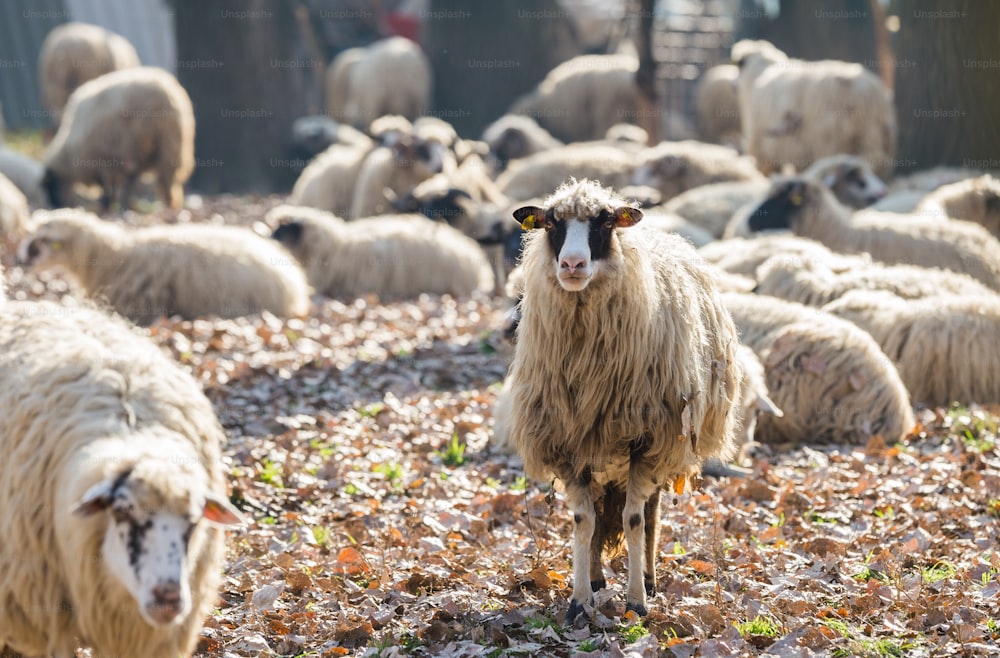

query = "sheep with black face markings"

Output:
[[0, 300, 243, 658], [20, 210, 311, 325], [744, 176, 1000, 290], [505, 178, 741, 620]]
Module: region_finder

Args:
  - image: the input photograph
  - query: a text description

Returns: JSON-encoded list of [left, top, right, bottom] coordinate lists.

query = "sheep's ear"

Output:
[[613, 206, 643, 227], [73, 479, 117, 517], [755, 393, 783, 417], [513, 206, 549, 231], [201, 493, 247, 527]]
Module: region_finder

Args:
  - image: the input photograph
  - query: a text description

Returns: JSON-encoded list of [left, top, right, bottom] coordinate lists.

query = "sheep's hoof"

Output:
[[644, 578, 655, 596], [566, 599, 587, 622], [626, 601, 648, 617], [590, 578, 606, 592]]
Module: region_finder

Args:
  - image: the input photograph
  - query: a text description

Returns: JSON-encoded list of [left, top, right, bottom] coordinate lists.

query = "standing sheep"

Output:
[[43, 67, 195, 211], [695, 64, 741, 147], [20, 210, 311, 325], [38, 22, 140, 126], [0, 300, 243, 658], [269, 205, 494, 299], [343, 37, 431, 128], [915, 175, 1000, 237], [745, 177, 1000, 290], [324, 46, 366, 122], [505, 179, 741, 619], [732, 39, 896, 178], [823, 290, 1000, 407], [723, 293, 915, 445]]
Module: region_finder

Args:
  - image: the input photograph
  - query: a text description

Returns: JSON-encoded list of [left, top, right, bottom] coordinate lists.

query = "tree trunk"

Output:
[[424, 0, 578, 138], [895, 0, 1000, 172], [175, 0, 315, 194], [633, 0, 659, 144]]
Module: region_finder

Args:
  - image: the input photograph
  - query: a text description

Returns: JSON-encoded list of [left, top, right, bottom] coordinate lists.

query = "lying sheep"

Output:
[[723, 292, 915, 445], [824, 290, 1000, 407], [638, 212, 715, 248], [509, 54, 642, 143], [481, 114, 564, 173], [0, 146, 47, 206], [745, 176, 1000, 290], [630, 140, 764, 203], [732, 39, 896, 178], [755, 255, 997, 307], [872, 166, 988, 213], [698, 234, 838, 279], [269, 205, 494, 299], [0, 300, 243, 658], [662, 179, 772, 239], [21, 210, 311, 324], [695, 63, 741, 147], [342, 37, 431, 128], [38, 22, 140, 126], [505, 179, 741, 619], [496, 143, 635, 201], [43, 67, 195, 211], [916, 175, 1000, 237], [0, 172, 29, 245]]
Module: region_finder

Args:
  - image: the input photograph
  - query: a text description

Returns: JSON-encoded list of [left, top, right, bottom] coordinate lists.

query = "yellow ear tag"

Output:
[[673, 473, 686, 496], [621, 210, 632, 222], [51, 241, 62, 251], [790, 193, 803, 206], [520, 214, 536, 231]]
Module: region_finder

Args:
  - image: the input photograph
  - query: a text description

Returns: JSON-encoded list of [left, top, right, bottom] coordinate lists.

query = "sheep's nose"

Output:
[[146, 582, 184, 624], [561, 256, 586, 271], [152, 582, 182, 607]]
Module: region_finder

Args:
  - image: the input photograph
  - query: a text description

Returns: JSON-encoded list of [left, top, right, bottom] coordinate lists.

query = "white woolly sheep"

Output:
[[637, 212, 715, 248], [695, 63, 741, 147], [744, 176, 1000, 290], [0, 300, 243, 658], [342, 37, 431, 128], [698, 234, 838, 279], [872, 166, 988, 213], [630, 140, 764, 203], [723, 292, 915, 445], [755, 255, 997, 307], [43, 66, 194, 211], [823, 290, 1000, 407], [324, 46, 365, 122], [915, 175, 1000, 236], [269, 205, 494, 298], [481, 114, 564, 173], [496, 143, 635, 201], [732, 39, 896, 178], [509, 54, 643, 143], [0, 172, 29, 244], [38, 22, 140, 126], [20, 210, 311, 325], [662, 179, 771, 239], [0, 146, 47, 207], [505, 179, 741, 619], [289, 142, 372, 218]]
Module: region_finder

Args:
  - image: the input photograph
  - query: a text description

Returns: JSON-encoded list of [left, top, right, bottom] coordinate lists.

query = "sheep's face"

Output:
[[513, 204, 643, 292], [822, 163, 887, 208], [18, 219, 83, 269], [74, 462, 243, 627], [747, 179, 813, 233]]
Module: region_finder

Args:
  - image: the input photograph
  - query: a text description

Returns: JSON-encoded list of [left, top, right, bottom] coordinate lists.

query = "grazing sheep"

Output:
[[0, 300, 243, 658], [505, 179, 741, 619], [744, 176, 1000, 290], [916, 175, 1000, 236], [289, 142, 372, 218], [509, 54, 643, 143], [824, 290, 1000, 407], [20, 210, 311, 325], [695, 64, 741, 147], [343, 37, 431, 128], [38, 22, 140, 126], [43, 67, 195, 211], [0, 173, 29, 244], [630, 140, 764, 203], [755, 255, 997, 307], [481, 114, 564, 172], [698, 234, 838, 279], [723, 292, 915, 445], [291, 115, 372, 162], [496, 143, 635, 201], [269, 205, 494, 299], [732, 39, 896, 178], [0, 146, 47, 206], [324, 46, 365, 122]]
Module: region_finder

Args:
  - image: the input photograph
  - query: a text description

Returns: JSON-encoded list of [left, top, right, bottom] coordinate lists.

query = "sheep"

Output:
[[20, 210, 311, 325], [289, 142, 372, 218], [732, 39, 896, 178], [0, 300, 243, 658], [698, 234, 838, 279], [324, 46, 365, 122], [505, 179, 741, 619], [509, 54, 643, 143], [38, 22, 140, 126], [723, 292, 915, 445], [637, 212, 715, 248], [342, 37, 431, 128], [744, 176, 1000, 290], [662, 179, 772, 239], [481, 114, 564, 173], [496, 143, 635, 201], [695, 63, 741, 147], [269, 204, 494, 299], [43, 66, 195, 211], [630, 140, 764, 203], [0, 146, 47, 207], [823, 290, 1000, 407], [872, 167, 988, 213], [0, 172, 29, 245], [915, 175, 1000, 236], [755, 255, 998, 307]]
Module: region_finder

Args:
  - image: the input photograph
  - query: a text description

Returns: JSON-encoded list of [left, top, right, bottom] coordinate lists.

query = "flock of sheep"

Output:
[[1, 18, 1000, 655]]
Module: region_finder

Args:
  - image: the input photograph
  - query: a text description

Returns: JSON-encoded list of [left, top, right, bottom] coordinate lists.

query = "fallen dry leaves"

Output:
[[5, 196, 1000, 657]]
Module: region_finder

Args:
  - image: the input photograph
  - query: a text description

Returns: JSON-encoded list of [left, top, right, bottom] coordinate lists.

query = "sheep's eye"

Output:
[[112, 506, 132, 523], [603, 220, 615, 230]]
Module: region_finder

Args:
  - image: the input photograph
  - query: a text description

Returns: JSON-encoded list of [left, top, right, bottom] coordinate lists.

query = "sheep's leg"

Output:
[[643, 489, 661, 596], [119, 174, 138, 212], [623, 462, 659, 616], [565, 478, 595, 622], [589, 502, 606, 592]]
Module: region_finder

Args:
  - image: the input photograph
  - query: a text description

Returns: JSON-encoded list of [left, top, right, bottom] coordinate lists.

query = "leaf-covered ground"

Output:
[[7, 195, 1000, 658]]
